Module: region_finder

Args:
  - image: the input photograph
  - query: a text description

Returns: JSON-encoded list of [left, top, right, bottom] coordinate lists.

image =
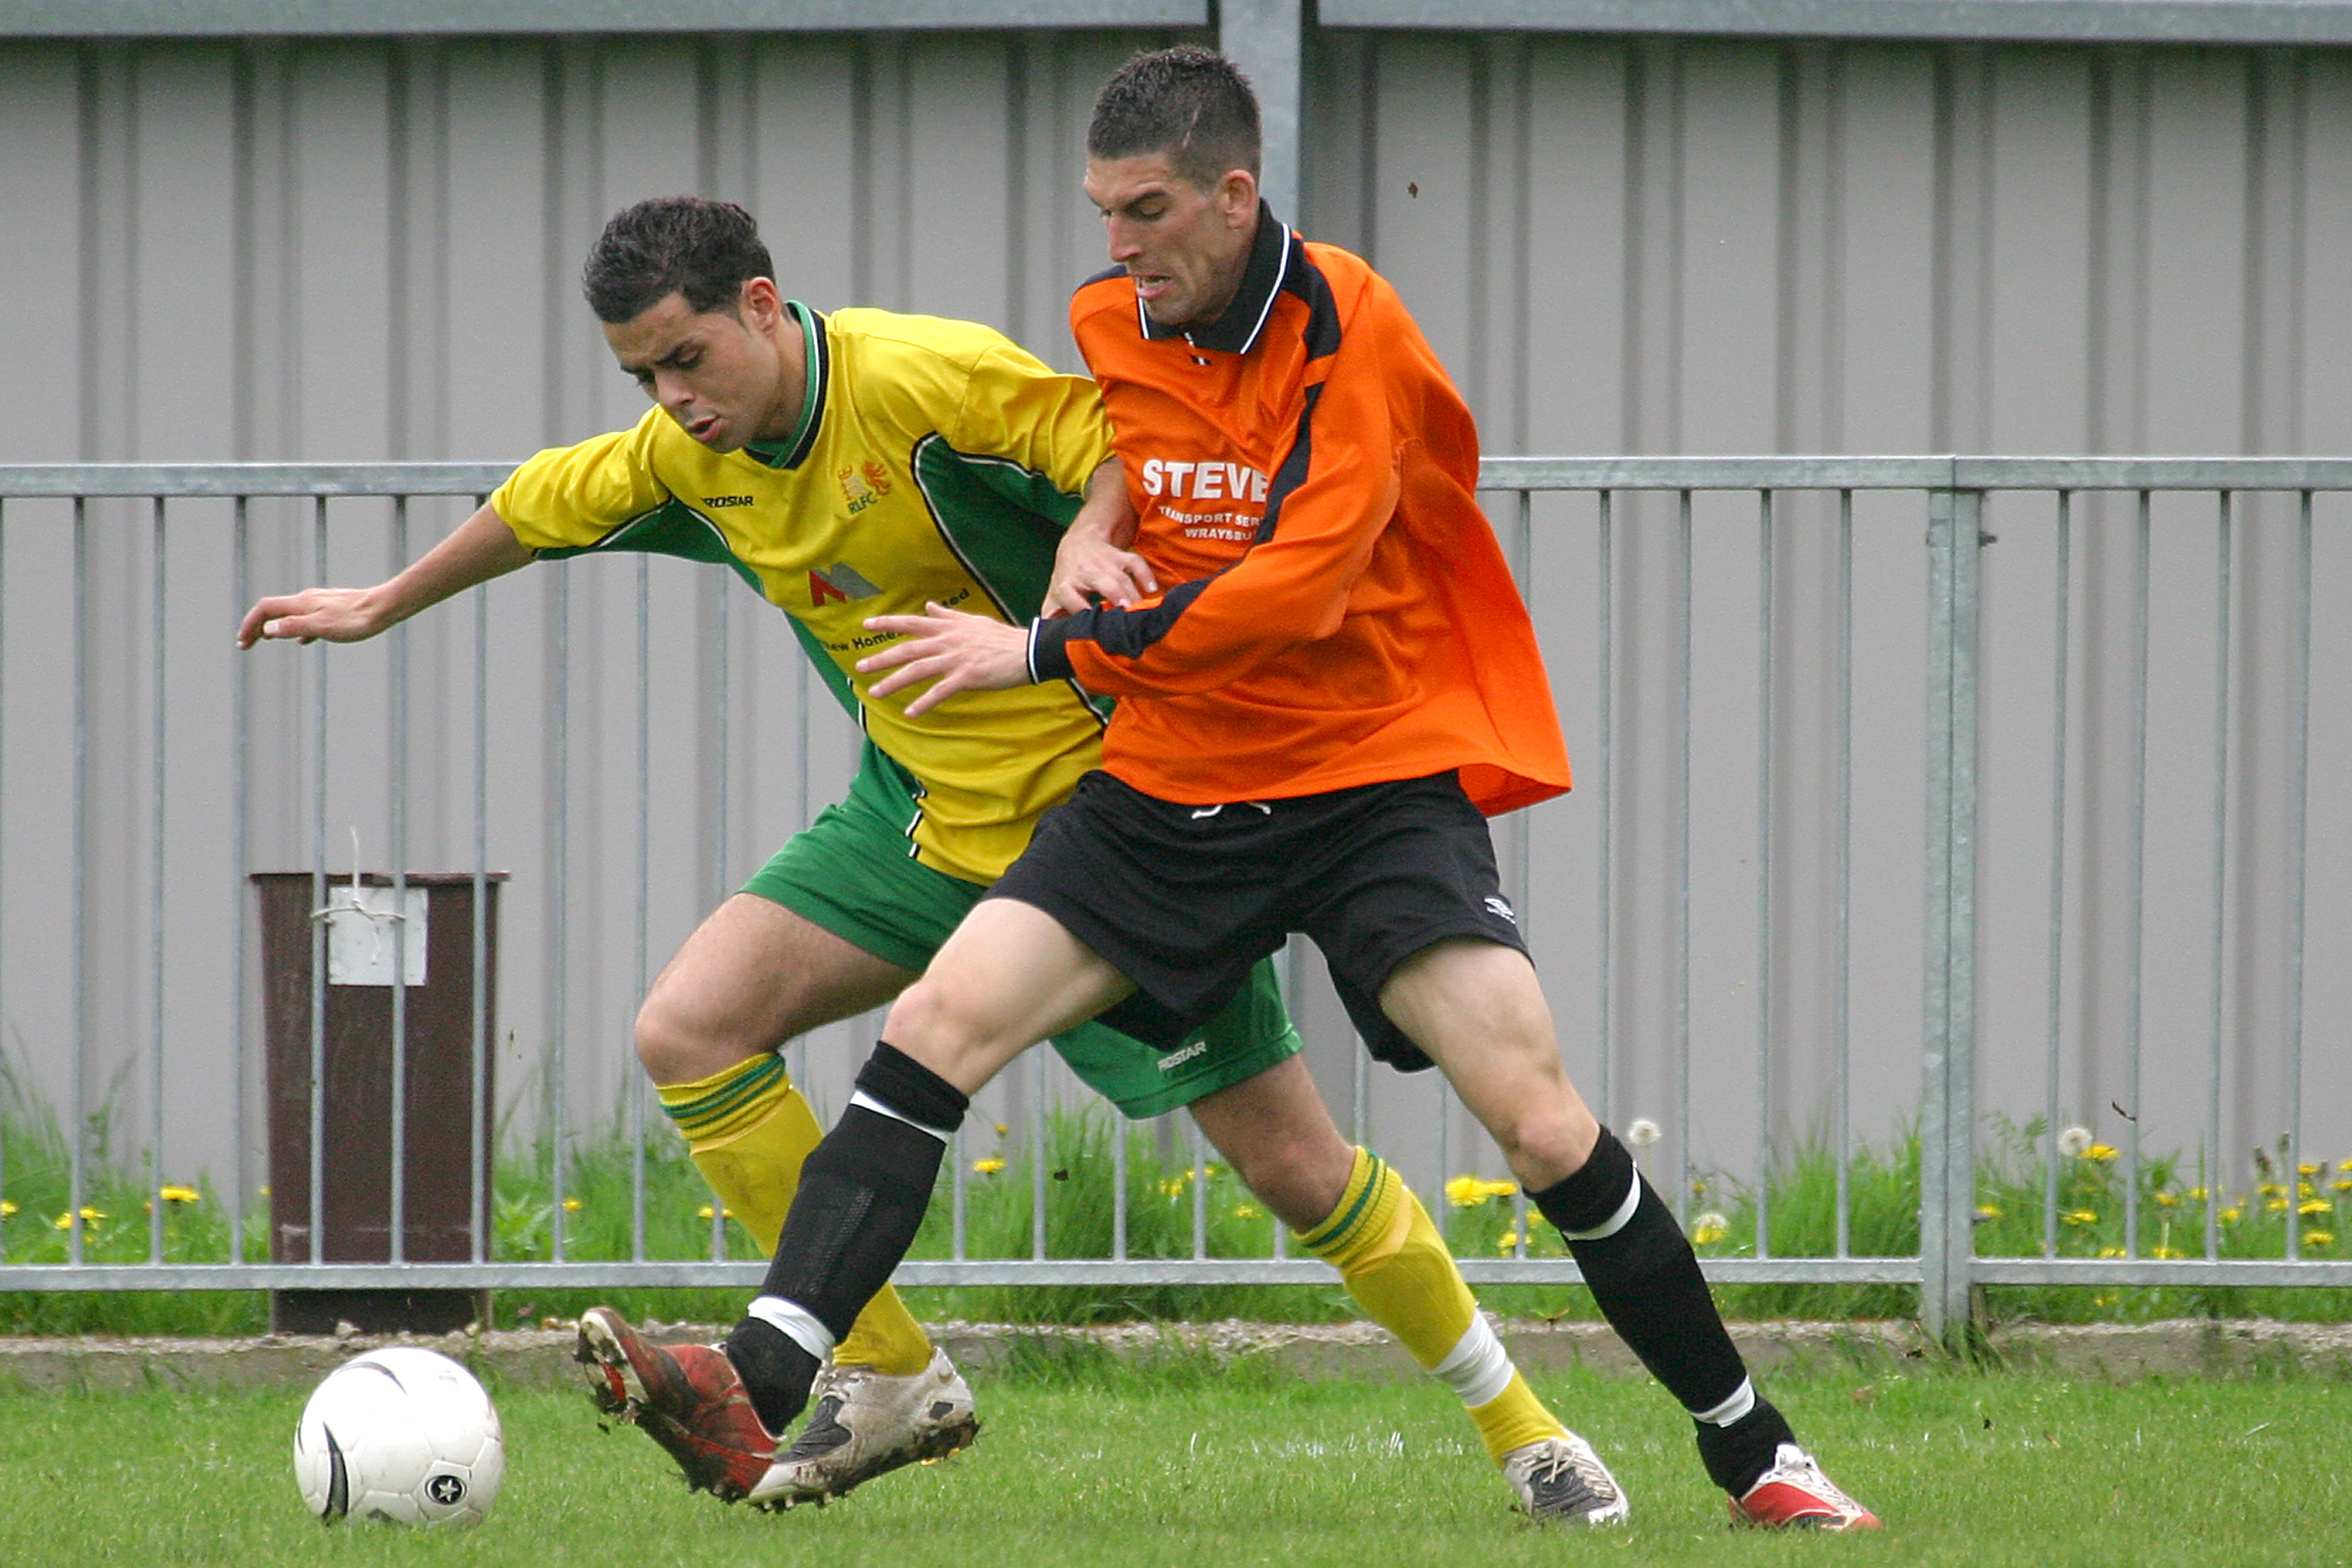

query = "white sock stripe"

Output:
[[1430, 1313, 1516, 1410], [747, 1295, 836, 1364], [848, 1089, 952, 1144], [1559, 1166, 1643, 1241], [1692, 1375, 1756, 1427]]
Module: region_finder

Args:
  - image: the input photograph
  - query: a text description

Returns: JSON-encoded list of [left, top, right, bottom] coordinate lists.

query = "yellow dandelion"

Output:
[[993, 1123, 1009, 1136], [2305, 1231, 2335, 1247], [2086, 1143, 2120, 1162], [2268, 1198, 2290, 1213], [2092, 1294, 2117, 1308], [2187, 1186, 2208, 1201], [1444, 1174, 1518, 1207], [561, 1196, 582, 1212], [695, 1204, 733, 1220], [2300, 1180, 2317, 1199], [0, 1200, 16, 1218], [2097, 1246, 2126, 1259], [1158, 1177, 1186, 1198], [2332, 1178, 2352, 1193], [1233, 1203, 1261, 1221], [2258, 1181, 2284, 1197], [53, 1206, 106, 1230], [2298, 1162, 2322, 1176], [158, 1185, 201, 1205], [2153, 1191, 2178, 1207], [2152, 1244, 2185, 1260], [1975, 1203, 2003, 1220], [2220, 1206, 2243, 1225], [2063, 1209, 2099, 1227], [2300, 1199, 2333, 1216], [971, 1157, 1005, 1176], [1692, 1211, 1729, 1246]]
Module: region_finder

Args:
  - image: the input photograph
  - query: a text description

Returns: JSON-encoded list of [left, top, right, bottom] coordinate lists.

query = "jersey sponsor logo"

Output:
[[1484, 894, 1517, 925], [809, 562, 882, 606], [838, 460, 893, 515], [701, 494, 754, 508], [1139, 456, 1270, 503]]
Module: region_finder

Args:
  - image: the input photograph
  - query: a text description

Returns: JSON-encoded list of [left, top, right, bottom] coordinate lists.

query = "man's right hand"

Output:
[[234, 501, 534, 649], [237, 586, 389, 647]]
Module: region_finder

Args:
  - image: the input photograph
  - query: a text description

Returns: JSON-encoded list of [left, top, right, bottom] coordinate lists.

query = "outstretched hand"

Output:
[[857, 603, 1032, 718], [236, 587, 386, 648]]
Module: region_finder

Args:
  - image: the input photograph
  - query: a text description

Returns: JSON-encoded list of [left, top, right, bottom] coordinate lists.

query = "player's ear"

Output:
[[740, 276, 783, 329], [1216, 169, 1258, 226]]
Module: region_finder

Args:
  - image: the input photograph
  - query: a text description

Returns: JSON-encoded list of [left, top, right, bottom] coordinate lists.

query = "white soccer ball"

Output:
[[293, 1347, 505, 1528]]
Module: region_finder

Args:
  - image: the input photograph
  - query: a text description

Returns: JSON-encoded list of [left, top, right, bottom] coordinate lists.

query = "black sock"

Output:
[[723, 1318, 822, 1436], [724, 1042, 968, 1432], [1531, 1127, 1788, 1494], [1694, 1396, 1797, 1495]]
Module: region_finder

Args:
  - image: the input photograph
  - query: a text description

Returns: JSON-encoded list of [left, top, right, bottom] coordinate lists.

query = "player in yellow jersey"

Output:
[[240, 195, 1601, 1520]]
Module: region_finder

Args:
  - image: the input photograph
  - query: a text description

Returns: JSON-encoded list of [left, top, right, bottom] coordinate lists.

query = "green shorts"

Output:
[[741, 741, 1301, 1119]]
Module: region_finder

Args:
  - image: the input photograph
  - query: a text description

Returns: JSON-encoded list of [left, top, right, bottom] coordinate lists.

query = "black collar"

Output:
[[1139, 201, 1291, 356]]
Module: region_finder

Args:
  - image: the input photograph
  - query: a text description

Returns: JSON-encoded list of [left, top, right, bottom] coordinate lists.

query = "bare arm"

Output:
[[1041, 457, 1158, 617], [235, 501, 533, 647]]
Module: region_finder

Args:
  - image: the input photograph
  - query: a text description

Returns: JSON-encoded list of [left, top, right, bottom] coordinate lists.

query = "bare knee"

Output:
[[1465, 1064, 1601, 1191], [633, 982, 766, 1087], [1219, 1136, 1351, 1233]]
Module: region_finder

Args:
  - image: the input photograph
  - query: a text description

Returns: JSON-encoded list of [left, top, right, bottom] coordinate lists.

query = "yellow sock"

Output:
[[1296, 1148, 1569, 1463], [660, 1053, 933, 1377]]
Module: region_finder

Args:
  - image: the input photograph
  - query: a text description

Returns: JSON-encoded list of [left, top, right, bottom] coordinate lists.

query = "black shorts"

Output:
[[985, 769, 1529, 1072]]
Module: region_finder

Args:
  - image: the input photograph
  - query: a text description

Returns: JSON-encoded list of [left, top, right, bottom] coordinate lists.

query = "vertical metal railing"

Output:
[[0, 458, 2344, 1321]]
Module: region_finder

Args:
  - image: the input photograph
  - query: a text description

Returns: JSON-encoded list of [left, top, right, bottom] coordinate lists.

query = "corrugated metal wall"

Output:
[[2, 26, 2347, 1205]]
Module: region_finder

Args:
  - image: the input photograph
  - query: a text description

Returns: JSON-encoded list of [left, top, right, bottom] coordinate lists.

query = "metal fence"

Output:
[[2, 456, 2348, 1339]]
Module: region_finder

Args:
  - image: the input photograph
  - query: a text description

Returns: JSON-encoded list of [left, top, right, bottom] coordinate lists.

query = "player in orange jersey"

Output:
[[718, 49, 1877, 1530]]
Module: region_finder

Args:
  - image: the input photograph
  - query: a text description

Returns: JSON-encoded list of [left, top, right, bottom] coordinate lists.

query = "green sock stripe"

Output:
[[660, 1052, 788, 1132], [1299, 1155, 1390, 1257]]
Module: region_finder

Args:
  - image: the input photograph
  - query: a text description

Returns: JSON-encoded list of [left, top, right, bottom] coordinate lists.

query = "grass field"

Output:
[[3, 1349, 2347, 1567]]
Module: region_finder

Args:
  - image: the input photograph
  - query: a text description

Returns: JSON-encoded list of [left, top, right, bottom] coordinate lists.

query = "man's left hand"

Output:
[[858, 604, 1032, 718]]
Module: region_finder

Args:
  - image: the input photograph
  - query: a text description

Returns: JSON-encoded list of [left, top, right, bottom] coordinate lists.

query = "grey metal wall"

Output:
[[2, 25, 2347, 1205]]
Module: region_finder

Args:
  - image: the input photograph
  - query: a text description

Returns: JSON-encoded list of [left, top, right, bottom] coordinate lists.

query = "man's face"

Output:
[[1084, 153, 1258, 330], [603, 280, 792, 452]]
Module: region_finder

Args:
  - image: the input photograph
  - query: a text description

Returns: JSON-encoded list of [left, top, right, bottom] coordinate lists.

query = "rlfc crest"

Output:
[[839, 460, 893, 515]]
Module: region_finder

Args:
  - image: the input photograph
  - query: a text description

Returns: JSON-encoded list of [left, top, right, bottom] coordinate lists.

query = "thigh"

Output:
[[1378, 937, 1599, 1183], [642, 893, 918, 1066], [883, 897, 1137, 1097]]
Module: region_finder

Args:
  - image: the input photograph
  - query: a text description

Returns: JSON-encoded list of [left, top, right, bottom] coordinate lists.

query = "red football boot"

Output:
[[577, 1305, 776, 1503]]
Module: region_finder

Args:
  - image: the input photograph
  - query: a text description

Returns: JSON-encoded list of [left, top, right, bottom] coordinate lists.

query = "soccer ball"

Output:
[[293, 1347, 505, 1527]]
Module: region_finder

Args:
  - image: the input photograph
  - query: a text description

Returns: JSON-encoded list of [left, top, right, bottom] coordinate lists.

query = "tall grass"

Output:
[[8, 1058, 2350, 1335]]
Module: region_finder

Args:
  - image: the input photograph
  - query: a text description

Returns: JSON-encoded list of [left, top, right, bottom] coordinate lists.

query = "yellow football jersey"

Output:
[[491, 303, 1114, 882]]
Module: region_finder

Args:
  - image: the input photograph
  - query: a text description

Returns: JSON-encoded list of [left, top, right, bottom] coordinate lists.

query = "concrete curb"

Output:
[[5, 1317, 2349, 1395]]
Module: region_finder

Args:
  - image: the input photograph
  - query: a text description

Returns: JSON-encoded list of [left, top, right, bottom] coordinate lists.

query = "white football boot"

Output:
[[747, 1346, 979, 1510], [1501, 1431, 1632, 1525]]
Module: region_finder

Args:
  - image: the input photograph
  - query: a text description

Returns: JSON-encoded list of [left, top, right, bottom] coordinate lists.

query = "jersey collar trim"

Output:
[[1139, 201, 1290, 357], [743, 301, 828, 470]]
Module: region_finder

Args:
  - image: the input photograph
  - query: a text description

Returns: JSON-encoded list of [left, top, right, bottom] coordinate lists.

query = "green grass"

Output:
[[10, 1054, 2352, 1335], [2, 1355, 2348, 1565]]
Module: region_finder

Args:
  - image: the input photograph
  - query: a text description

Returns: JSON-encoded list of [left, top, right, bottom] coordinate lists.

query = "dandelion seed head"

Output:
[[2057, 1125, 2093, 1158], [1627, 1119, 1662, 1147]]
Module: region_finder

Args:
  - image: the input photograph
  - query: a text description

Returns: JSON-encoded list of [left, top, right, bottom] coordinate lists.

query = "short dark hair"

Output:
[[581, 196, 774, 324], [1087, 45, 1260, 191]]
